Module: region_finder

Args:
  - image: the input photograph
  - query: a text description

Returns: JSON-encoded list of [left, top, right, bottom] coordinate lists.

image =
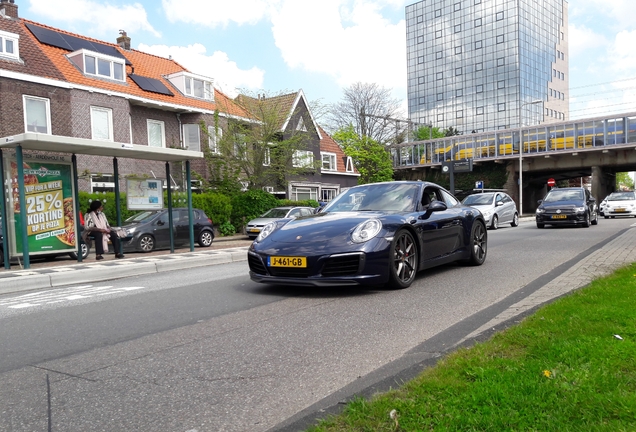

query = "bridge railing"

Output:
[[392, 114, 636, 168]]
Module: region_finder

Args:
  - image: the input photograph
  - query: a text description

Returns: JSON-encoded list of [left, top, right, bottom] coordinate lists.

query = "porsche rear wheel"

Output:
[[387, 229, 418, 289], [463, 220, 487, 266]]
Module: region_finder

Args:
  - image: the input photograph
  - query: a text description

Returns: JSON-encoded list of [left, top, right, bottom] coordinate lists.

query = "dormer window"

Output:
[[165, 71, 214, 101], [0, 30, 19, 61], [67, 49, 125, 82]]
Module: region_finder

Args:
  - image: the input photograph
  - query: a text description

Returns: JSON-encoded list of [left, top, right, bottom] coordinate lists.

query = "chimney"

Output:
[[117, 29, 131, 50], [0, 0, 18, 19]]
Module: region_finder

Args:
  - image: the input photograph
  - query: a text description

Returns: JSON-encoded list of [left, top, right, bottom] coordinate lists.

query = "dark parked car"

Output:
[[535, 187, 599, 228], [248, 181, 487, 289], [121, 207, 214, 252]]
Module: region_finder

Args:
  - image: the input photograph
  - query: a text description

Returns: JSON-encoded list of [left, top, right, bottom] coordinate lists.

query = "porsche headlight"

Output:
[[575, 206, 586, 212], [536, 208, 545, 214], [351, 219, 382, 243], [256, 222, 276, 242]]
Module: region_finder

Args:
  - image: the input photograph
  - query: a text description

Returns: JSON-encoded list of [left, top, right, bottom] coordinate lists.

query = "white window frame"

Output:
[[90, 106, 113, 141], [183, 124, 201, 151], [68, 49, 125, 82], [296, 117, 307, 131], [263, 146, 271, 166], [0, 30, 20, 61], [291, 186, 318, 201], [165, 71, 214, 101], [293, 150, 314, 168], [346, 156, 354, 173], [147, 119, 166, 148], [23, 95, 51, 134], [208, 126, 222, 154], [321, 152, 337, 171]]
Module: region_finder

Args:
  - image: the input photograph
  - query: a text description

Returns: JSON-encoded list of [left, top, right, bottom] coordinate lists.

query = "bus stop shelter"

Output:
[[1, 132, 204, 270]]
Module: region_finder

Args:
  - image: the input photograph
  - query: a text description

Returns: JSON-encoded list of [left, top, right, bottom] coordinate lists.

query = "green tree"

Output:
[[326, 82, 405, 145], [413, 125, 446, 141], [333, 125, 394, 184], [202, 91, 315, 194], [616, 172, 635, 190], [444, 126, 462, 136]]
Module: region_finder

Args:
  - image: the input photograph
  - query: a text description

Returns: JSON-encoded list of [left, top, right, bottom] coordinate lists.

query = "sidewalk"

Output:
[[0, 234, 253, 296]]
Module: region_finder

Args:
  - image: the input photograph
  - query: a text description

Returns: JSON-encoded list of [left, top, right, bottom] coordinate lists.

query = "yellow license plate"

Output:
[[268, 256, 307, 268], [615, 208, 626, 212], [248, 228, 260, 233], [551, 215, 567, 219]]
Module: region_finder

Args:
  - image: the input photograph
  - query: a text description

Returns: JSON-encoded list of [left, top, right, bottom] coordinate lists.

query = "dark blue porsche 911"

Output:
[[248, 181, 488, 289]]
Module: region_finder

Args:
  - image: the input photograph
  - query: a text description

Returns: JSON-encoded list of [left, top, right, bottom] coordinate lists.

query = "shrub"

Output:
[[231, 190, 279, 232]]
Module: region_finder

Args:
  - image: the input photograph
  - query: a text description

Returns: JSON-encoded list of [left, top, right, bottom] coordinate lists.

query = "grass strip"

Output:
[[308, 263, 636, 431]]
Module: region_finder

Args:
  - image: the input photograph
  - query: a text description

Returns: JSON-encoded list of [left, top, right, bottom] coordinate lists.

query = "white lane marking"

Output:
[[0, 285, 146, 309]]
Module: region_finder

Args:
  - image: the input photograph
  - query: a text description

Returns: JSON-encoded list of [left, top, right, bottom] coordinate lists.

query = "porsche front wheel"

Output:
[[387, 229, 418, 289], [463, 221, 487, 266]]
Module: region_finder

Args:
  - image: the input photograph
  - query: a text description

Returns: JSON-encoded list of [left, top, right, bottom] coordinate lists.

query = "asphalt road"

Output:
[[0, 217, 633, 432]]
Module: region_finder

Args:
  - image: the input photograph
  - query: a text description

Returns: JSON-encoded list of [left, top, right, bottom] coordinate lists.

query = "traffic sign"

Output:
[[547, 178, 556, 187]]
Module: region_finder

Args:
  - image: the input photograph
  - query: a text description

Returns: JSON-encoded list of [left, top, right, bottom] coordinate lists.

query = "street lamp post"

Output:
[[518, 99, 543, 215]]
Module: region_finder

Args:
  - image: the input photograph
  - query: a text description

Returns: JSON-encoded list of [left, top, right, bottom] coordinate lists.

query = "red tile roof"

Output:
[[9, 18, 249, 118]]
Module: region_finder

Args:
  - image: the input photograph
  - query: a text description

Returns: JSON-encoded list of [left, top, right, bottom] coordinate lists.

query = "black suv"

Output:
[[535, 187, 599, 228]]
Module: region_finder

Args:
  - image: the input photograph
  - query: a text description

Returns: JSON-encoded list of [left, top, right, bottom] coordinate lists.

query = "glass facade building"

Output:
[[406, 0, 569, 134]]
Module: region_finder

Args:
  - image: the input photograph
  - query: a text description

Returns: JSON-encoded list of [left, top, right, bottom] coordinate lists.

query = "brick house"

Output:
[[0, 0, 357, 200]]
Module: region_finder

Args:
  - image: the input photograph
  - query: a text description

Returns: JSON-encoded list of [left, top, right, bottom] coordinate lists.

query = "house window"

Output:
[[291, 186, 318, 201], [165, 71, 214, 100], [497, 57, 505, 67], [297, 117, 307, 131], [475, 40, 482, 49], [436, 51, 443, 59], [0, 30, 20, 61], [498, 103, 506, 112], [436, 72, 443, 80], [454, 24, 461, 33], [497, 80, 505, 89], [147, 120, 165, 148], [496, 11, 504, 20], [454, 3, 461, 11], [417, 56, 424, 64], [435, 30, 442, 38], [435, 9, 441, 17], [346, 156, 354, 173], [321, 152, 337, 171], [418, 76, 425, 84], [263, 147, 271, 166], [456, 110, 463, 118], [475, 18, 482, 27], [90, 106, 113, 141], [183, 124, 201, 151], [437, 114, 444, 121], [477, 106, 484, 115], [68, 49, 125, 82], [23, 95, 51, 134], [496, 35, 504, 44], [322, 188, 338, 201], [419, 97, 425, 105], [208, 126, 222, 153], [293, 150, 314, 168], [456, 89, 463, 97], [475, 62, 483, 71], [476, 84, 483, 93], [455, 46, 462, 54], [416, 15, 423, 23], [437, 93, 443, 101], [455, 67, 462, 76]]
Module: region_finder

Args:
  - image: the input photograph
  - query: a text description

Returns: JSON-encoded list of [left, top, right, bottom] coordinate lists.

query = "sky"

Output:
[[14, 0, 636, 122]]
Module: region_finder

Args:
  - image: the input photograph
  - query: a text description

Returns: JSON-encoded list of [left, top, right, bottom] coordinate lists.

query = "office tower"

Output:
[[406, 0, 568, 134]]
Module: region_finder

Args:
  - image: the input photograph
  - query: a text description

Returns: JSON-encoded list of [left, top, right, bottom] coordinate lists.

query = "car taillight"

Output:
[[208, 218, 213, 224]]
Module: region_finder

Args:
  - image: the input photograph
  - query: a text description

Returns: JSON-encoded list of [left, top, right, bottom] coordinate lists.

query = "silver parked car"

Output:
[[246, 206, 315, 240], [462, 191, 519, 229]]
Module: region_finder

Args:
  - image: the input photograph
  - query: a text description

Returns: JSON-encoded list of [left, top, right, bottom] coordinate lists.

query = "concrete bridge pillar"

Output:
[[591, 166, 615, 203]]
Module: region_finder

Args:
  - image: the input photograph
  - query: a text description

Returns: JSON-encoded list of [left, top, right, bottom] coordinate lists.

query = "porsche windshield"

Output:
[[324, 183, 420, 212]]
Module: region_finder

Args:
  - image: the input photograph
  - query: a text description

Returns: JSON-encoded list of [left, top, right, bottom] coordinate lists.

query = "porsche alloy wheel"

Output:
[[387, 229, 418, 289], [464, 221, 487, 266]]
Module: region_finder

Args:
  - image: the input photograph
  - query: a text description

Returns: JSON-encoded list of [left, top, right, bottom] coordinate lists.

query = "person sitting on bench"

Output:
[[84, 200, 125, 260]]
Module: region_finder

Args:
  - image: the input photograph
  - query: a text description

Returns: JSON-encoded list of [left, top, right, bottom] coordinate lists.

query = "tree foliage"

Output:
[[616, 172, 635, 190], [413, 125, 447, 141], [333, 125, 394, 184], [326, 82, 406, 145], [203, 91, 315, 193]]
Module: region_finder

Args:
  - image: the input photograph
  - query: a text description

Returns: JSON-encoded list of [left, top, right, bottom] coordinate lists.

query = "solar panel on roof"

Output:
[[129, 74, 173, 96], [25, 23, 131, 65]]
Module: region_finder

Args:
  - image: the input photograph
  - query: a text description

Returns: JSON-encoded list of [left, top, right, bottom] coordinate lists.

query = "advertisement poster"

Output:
[[5, 157, 77, 256], [127, 178, 163, 210]]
